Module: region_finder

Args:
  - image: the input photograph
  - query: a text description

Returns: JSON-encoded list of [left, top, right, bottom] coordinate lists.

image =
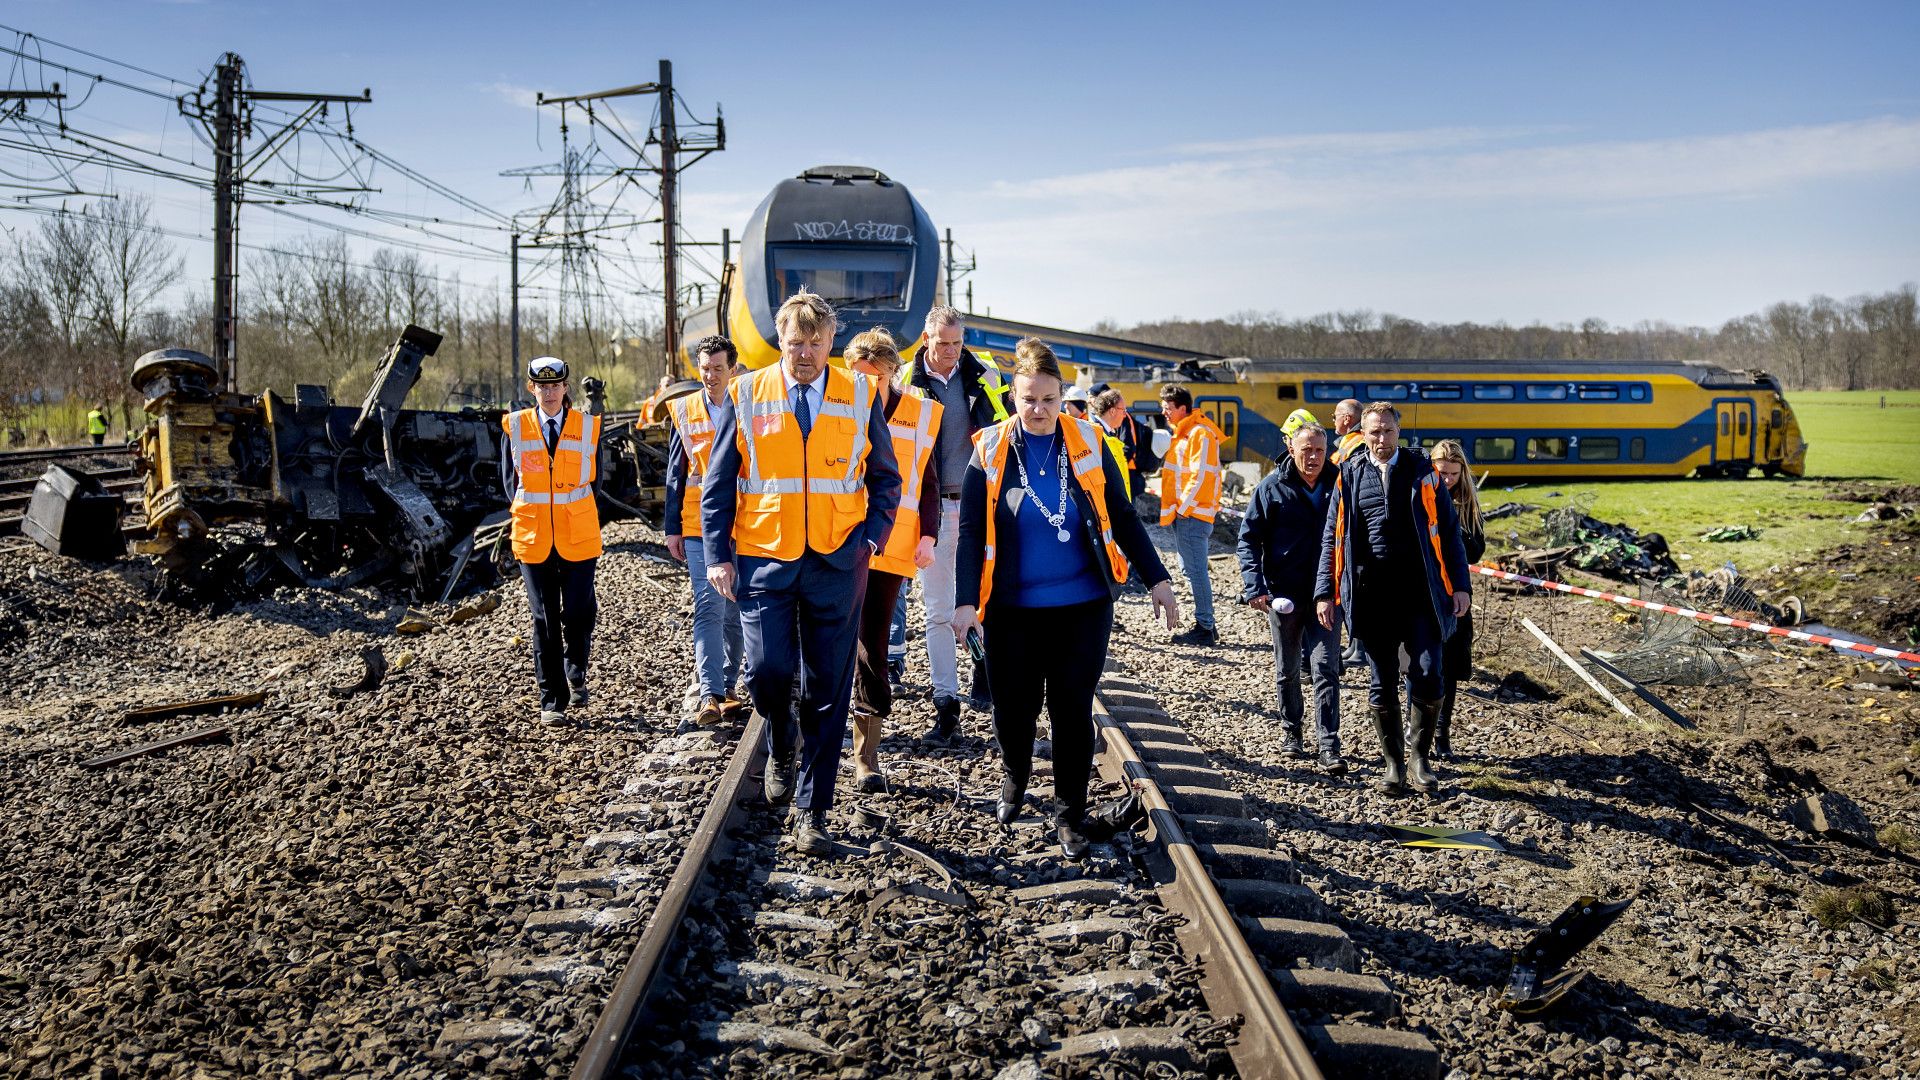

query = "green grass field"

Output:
[[1485, 390, 1920, 576]]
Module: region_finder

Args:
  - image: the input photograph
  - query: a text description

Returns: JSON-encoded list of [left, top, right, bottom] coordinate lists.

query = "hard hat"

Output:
[[1063, 384, 1091, 403], [1281, 408, 1319, 438], [528, 355, 569, 383]]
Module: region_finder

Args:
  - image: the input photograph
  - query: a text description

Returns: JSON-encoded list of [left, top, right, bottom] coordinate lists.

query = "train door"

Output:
[[1712, 398, 1755, 463], [1199, 398, 1240, 461]]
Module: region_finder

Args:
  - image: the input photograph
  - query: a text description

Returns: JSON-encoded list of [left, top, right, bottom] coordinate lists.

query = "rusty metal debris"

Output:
[[28, 324, 672, 600], [328, 647, 388, 699], [1498, 893, 1637, 1014], [82, 725, 232, 769], [122, 690, 266, 725], [861, 882, 974, 930]]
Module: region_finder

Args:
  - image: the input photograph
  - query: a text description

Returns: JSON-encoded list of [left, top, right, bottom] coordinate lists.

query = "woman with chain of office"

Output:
[[951, 337, 1178, 859]]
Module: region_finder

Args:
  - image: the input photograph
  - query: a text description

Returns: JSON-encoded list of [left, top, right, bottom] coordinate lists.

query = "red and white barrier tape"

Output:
[[1470, 564, 1920, 665]]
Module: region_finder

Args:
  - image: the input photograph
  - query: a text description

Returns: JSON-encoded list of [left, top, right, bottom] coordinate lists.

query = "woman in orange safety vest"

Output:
[[952, 338, 1180, 860], [501, 355, 603, 726], [845, 328, 941, 794]]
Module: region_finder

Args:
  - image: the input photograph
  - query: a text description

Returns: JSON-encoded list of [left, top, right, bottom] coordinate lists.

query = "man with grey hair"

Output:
[[902, 304, 1010, 741], [1238, 423, 1344, 772]]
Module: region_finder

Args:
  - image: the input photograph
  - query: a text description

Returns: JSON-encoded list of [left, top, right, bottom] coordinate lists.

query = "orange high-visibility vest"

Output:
[[972, 416, 1129, 618], [1330, 428, 1364, 465], [727, 365, 878, 561], [669, 392, 721, 538], [505, 407, 602, 563], [869, 388, 943, 578], [1158, 410, 1224, 525]]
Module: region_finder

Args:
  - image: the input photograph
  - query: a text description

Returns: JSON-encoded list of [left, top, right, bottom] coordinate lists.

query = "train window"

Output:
[[1422, 384, 1462, 400], [1052, 345, 1076, 360], [1473, 437, 1515, 461], [1274, 383, 1299, 401], [1630, 437, 1646, 460], [1737, 412, 1749, 436], [1577, 385, 1619, 400], [1526, 384, 1569, 400], [1771, 409, 1783, 428], [1719, 413, 1730, 435], [1366, 383, 1410, 400], [1473, 384, 1515, 400], [1629, 385, 1648, 401], [1311, 383, 1354, 402], [1087, 349, 1123, 366], [1526, 437, 1568, 460], [768, 246, 910, 309], [1579, 437, 1620, 461], [1419, 436, 1442, 448]]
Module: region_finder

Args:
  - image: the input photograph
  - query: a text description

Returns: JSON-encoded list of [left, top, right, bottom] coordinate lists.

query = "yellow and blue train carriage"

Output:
[[1091, 358, 1806, 481]]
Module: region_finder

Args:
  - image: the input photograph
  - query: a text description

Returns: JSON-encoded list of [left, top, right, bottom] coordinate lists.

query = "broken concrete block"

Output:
[[1785, 792, 1876, 847]]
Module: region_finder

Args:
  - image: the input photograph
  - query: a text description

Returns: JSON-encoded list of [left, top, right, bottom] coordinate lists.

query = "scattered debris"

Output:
[[1784, 791, 1878, 848], [1520, 617, 1640, 723], [1699, 525, 1762, 542], [446, 591, 501, 625], [121, 690, 266, 725], [1490, 670, 1558, 703], [1544, 499, 1680, 583], [395, 609, 436, 634], [1855, 503, 1912, 522], [82, 725, 231, 769], [1579, 648, 1698, 730], [1080, 789, 1149, 842], [1384, 825, 1505, 852], [862, 882, 974, 930], [1498, 893, 1637, 1014], [22, 466, 128, 561], [328, 647, 389, 700], [1484, 502, 1540, 521]]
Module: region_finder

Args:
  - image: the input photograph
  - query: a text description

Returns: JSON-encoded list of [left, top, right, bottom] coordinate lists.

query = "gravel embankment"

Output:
[[1, 524, 721, 1080], [1103, 520, 1919, 1079]]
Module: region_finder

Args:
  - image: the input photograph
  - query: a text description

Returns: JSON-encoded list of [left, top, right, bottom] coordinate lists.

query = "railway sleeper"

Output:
[[1180, 813, 1270, 846], [1237, 914, 1362, 973], [1267, 968, 1402, 1020], [1194, 841, 1302, 883], [1039, 1025, 1204, 1072], [484, 954, 607, 987], [1214, 877, 1324, 920], [1158, 783, 1250, 818], [1303, 1022, 1444, 1080]]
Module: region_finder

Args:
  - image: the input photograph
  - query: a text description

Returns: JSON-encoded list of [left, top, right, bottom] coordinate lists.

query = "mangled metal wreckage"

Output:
[[94, 325, 665, 597]]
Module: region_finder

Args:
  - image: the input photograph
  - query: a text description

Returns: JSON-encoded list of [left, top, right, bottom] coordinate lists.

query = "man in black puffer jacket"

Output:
[[1238, 424, 1344, 773]]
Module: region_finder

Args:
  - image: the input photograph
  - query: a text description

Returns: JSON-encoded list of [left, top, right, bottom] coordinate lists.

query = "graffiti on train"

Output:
[[792, 220, 914, 243]]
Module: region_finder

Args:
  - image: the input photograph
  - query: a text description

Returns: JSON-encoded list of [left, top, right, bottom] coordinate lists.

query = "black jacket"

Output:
[[1237, 455, 1335, 606], [1314, 447, 1471, 639], [905, 348, 1007, 433], [957, 424, 1168, 611]]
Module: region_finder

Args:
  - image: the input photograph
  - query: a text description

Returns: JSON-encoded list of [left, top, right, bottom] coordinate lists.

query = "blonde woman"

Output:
[[1428, 439, 1485, 759]]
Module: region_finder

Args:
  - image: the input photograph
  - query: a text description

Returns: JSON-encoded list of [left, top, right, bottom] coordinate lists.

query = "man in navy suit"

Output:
[[702, 289, 901, 855]]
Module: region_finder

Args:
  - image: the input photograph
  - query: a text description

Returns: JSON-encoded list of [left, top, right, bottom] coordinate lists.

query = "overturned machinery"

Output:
[[123, 325, 668, 597]]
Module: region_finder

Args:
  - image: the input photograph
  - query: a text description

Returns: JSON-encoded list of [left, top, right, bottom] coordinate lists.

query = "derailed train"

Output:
[[49, 326, 670, 597], [680, 165, 1808, 481]]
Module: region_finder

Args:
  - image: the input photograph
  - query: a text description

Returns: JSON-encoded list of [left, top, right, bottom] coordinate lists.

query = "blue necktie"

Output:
[[792, 383, 813, 440]]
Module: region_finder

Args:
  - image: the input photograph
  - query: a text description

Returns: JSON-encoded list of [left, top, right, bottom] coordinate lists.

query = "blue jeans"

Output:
[[1269, 609, 1341, 751], [1172, 515, 1215, 630], [889, 585, 909, 661], [682, 538, 743, 699]]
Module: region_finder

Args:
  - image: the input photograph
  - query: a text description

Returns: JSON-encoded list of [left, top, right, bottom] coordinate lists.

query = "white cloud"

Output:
[[485, 82, 542, 111]]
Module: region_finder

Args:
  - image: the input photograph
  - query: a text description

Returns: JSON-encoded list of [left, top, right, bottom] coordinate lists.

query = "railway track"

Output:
[[433, 673, 1440, 1077]]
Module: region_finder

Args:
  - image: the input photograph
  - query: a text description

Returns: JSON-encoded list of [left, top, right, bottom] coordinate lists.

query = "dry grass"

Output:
[[1808, 886, 1897, 930]]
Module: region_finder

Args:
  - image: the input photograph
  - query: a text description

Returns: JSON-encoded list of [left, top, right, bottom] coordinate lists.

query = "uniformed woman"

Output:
[[501, 355, 603, 725], [953, 338, 1179, 859], [845, 327, 941, 793], [1427, 439, 1485, 759]]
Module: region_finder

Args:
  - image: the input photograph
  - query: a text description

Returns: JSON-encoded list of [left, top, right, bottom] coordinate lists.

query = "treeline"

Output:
[[0, 197, 666, 443], [1095, 285, 1920, 390]]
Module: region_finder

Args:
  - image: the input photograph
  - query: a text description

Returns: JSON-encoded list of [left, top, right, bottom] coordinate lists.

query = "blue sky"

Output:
[[4, 0, 1916, 334]]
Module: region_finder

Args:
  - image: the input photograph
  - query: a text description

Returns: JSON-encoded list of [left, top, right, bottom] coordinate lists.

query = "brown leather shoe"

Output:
[[695, 694, 727, 726]]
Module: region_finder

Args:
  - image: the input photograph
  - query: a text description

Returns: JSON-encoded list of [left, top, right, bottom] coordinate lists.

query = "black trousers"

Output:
[[1442, 612, 1474, 697], [521, 553, 597, 711], [984, 598, 1113, 820], [854, 569, 908, 718]]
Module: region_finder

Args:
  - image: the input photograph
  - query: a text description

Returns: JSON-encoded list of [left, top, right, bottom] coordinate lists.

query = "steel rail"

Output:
[[570, 712, 768, 1079], [1090, 696, 1326, 1080]]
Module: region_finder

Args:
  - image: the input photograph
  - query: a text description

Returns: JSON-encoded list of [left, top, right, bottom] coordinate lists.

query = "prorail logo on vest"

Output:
[[792, 220, 913, 243]]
